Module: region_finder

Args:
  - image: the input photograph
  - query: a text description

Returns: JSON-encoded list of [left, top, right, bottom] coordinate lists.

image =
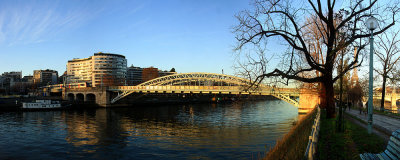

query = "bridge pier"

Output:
[[63, 87, 111, 107], [391, 91, 398, 113], [299, 89, 319, 114]]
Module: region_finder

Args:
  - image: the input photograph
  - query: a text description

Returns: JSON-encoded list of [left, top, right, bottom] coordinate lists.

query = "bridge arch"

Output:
[[76, 93, 84, 102], [138, 72, 266, 88], [109, 73, 303, 106], [67, 93, 74, 101]]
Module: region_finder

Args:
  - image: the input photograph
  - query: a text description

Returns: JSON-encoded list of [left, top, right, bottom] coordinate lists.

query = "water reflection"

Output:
[[0, 100, 299, 159]]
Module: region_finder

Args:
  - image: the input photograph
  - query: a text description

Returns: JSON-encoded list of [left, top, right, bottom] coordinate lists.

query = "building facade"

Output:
[[67, 52, 127, 87], [142, 67, 159, 82], [10, 77, 33, 94], [22, 76, 33, 83], [158, 70, 176, 77], [126, 66, 177, 85], [2, 71, 22, 81], [67, 57, 92, 84], [127, 66, 143, 85], [0, 71, 34, 94], [33, 69, 58, 86], [0, 76, 9, 93], [0, 71, 22, 90]]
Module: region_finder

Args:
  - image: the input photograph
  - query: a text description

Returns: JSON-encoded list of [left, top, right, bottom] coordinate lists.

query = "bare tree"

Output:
[[349, 82, 363, 106], [374, 29, 400, 111], [234, 0, 399, 118]]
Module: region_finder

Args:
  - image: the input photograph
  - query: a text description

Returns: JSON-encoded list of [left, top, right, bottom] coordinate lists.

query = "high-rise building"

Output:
[[33, 69, 58, 86], [67, 52, 127, 87], [67, 57, 92, 84]]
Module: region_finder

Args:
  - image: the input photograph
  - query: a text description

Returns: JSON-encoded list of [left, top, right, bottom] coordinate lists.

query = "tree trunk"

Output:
[[381, 76, 387, 111], [319, 82, 327, 109], [324, 78, 336, 118]]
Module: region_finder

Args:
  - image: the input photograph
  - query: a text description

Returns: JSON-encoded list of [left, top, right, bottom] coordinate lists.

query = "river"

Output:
[[0, 99, 299, 159]]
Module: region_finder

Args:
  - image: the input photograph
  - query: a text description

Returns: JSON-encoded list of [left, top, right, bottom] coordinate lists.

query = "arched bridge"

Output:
[[108, 73, 301, 107], [138, 72, 261, 87], [373, 89, 400, 113]]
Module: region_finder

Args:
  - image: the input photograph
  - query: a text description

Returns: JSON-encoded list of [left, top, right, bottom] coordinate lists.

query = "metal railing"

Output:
[[304, 106, 321, 160], [271, 94, 299, 107]]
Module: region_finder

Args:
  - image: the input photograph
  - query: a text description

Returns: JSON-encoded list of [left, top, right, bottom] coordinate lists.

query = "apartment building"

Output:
[[127, 66, 143, 85], [33, 69, 58, 86], [126, 66, 177, 85], [67, 52, 127, 87]]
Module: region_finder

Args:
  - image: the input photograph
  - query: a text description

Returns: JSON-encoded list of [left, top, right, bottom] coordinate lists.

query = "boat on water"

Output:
[[22, 100, 64, 109]]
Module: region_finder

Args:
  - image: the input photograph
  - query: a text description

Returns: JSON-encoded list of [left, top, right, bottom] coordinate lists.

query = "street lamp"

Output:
[[366, 16, 378, 134]]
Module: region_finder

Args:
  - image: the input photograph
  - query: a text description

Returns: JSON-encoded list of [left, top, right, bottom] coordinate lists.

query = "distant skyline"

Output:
[[0, 0, 252, 76]]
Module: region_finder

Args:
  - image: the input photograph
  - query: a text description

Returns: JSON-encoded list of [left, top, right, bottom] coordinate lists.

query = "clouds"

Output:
[[0, 0, 99, 45]]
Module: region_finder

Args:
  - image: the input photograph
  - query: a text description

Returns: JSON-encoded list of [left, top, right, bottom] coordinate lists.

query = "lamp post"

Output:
[[366, 16, 378, 134]]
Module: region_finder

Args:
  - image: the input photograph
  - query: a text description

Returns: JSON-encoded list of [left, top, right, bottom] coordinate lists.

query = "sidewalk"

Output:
[[344, 107, 400, 135]]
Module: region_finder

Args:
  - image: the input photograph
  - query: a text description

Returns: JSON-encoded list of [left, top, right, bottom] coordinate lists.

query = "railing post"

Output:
[[305, 106, 320, 160]]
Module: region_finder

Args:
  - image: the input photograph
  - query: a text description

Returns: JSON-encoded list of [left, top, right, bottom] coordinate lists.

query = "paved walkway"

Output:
[[344, 107, 400, 135]]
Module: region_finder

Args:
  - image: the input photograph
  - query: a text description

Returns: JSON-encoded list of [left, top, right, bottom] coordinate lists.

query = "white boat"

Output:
[[22, 100, 62, 109]]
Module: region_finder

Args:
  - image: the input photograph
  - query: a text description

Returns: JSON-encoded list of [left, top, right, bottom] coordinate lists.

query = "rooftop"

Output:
[[93, 52, 125, 58]]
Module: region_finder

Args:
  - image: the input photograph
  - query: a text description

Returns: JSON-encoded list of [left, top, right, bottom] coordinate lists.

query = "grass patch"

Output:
[[345, 113, 367, 125], [317, 109, 386, 160], [263, 108, 317, 160]]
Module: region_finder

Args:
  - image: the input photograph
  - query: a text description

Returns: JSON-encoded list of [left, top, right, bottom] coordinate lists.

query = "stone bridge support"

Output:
[[299, 89, 319, 114], [62, 87, 111, 107], [391, 90, 398, 113]]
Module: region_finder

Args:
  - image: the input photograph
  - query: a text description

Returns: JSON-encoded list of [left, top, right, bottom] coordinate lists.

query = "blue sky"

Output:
[[0, 0, 252, 76]]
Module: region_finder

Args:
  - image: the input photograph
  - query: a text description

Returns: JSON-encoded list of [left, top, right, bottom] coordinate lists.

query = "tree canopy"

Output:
[[234, 0, 399, 118]]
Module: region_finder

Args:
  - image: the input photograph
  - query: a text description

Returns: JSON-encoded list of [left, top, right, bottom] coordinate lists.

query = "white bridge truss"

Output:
[[108, 73, 300, 106], [138, 72, 262, 87]]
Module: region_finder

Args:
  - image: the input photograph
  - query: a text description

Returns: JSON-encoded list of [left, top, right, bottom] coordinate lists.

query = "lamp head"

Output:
[[366, 16, 378, 30]]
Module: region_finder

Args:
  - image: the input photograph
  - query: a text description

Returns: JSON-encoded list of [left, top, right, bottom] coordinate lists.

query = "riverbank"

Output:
[[263, 107, 317, 159], [317, 109, 386, 159]]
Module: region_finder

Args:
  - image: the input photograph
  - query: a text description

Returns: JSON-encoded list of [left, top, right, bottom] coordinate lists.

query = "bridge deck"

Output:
[[108, 86, 300, 107], [108, 86, 299, 95]]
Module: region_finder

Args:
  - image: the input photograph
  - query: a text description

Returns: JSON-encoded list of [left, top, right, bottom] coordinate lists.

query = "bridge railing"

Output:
[[108, 85, 299, 95]]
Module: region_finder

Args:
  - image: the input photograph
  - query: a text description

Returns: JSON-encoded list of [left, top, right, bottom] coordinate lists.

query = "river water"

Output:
[[0, 100, 299, 160]]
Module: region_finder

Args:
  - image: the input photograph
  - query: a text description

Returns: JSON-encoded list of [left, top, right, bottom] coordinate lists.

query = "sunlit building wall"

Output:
[[67, 57, 92, 84], [142, 67, 159, 82], [67, 52, 127, 87]]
